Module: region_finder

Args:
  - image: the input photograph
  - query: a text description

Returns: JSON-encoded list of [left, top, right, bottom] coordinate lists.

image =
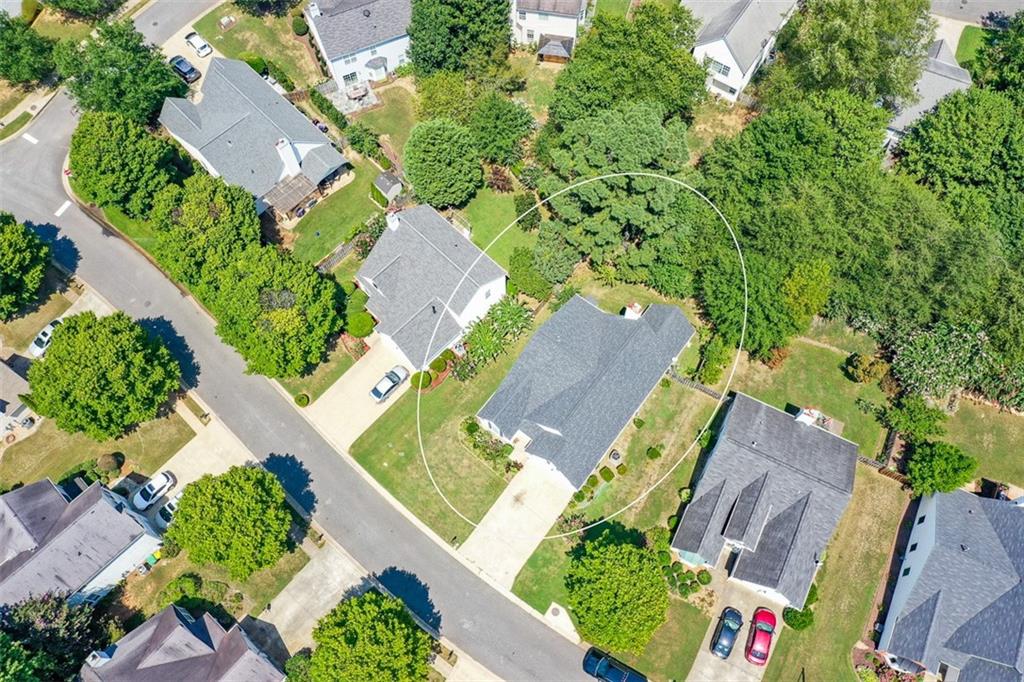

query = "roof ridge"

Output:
[[770, 491, 812, 584], [732, 391, 862, 449], [399, 210, 488, 292], [727, 434, 853, 495]]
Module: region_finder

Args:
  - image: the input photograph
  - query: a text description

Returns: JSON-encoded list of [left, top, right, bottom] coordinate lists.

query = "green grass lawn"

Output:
[[595, 0, 630, 17], [956, 25, 996, 70], [278, 341, 356, 402], [31, 7, 93, 42], [291, 158, 380, 264], [355, 85, 417, 161], [622, 600, 710, 682], [0, 111, 32, 141], [464, 188, 537, 270], [193, 4, 321, 87], [803, 318, 879, 356], [330, 253, 362, 285], [943, 400, 1024, 487], [0, 409, 196, 489], [764, 467, 908, 682], [0, 269, 72, 352], [732, 339, 887, 457], [0, 82, 28, 119], [104, 205, 161, 254], [509, 52, 559, 121]]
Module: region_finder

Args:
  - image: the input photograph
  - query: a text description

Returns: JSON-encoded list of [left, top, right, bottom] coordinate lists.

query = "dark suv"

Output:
[[711, 606, 743, 659], [582, 648, 646, 682], [169, 55, 200, 83]]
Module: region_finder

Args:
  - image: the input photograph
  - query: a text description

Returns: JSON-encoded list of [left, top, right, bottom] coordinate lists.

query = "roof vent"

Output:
[[751, 440, 758, 447], [960, 544, 969, 552], [363, 8, 370, 16]]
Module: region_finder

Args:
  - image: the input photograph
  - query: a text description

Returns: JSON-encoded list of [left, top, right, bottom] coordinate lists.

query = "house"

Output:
[[356, 206, 506, 369], [373, 171, 403, 205], [682, 0, 798, 101], [0, 360, 30, 432], [878, 490, 1024, 682], [477, 296, 694, 491], [0, 480, 162, 607], [671, 393, 857, 608], [159, 58, 348, 218], [306, 0, 411, 88], [80, 605, 284, 681], [511, 0, 586, 60], [886, 39, 972, 146]]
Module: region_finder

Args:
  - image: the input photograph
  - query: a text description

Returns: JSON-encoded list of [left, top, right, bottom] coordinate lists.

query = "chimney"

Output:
[[622, 302, 643, 320], [274, 138, 302, 179], [386, 211, 400, 231], [86, 650, 113, 668]]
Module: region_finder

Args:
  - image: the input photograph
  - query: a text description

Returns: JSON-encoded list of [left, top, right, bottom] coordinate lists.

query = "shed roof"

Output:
[[517, 0, 584, 16], [683, 0, 797, 74], [308, 0, 410, 61], [537, 34, 575, 59]]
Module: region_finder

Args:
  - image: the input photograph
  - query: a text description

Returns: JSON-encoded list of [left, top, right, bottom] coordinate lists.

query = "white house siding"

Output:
[[313, 29, 410, 87], [693, 39, 773, 102], [454, 275, 505, 328], [74, 532, 163, 605], [511, 7, 581, 45]]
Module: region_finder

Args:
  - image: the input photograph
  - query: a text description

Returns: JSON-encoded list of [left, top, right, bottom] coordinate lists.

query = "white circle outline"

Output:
[[413, 172, 748, 541]]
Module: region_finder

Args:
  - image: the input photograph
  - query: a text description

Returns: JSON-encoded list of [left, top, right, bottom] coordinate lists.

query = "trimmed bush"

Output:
[[599, 466, 614, 482], [340, 280, 357, 296], [440, 348, 456, 363], [679, 487, 693, 503], [667, 516, 679, 531], [616, 463, 627, 476], [572, 490, 586, 504], [158, 573, 202, 608], [660, 377, 671, 389], [345, 288, 369, 315], [783, 606, 815, 631], [239, 52, 266, 75], [411, 371, 433, 390], [633, 417, 645, 429], [295, 393, 310, 407], [429, 356, 447, 373], [696, 569, 712, 585], [292, 15, 308, 35], [657, 550, 672, 567], [646, 446, 662, 460], [465, 420, 480, 435], [266, 61, 294, 92], [346, 311, 375, 338], [586, 474, 599, 488], [683, 570, 695, 582], [97, 452, 123, 473]]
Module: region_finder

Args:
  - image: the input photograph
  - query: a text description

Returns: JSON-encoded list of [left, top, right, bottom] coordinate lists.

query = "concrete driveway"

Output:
[[303, 335, 410, 451], [458, 456, 575, 588], [160, 20, 219, 89]]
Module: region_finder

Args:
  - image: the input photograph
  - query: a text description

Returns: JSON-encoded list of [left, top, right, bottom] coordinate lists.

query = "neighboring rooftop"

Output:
[[0, 361, 29, 426], [159, 59, 347, 211], [477, 296, 694, 489], [0, 481, 148, 605], [671, 393, 858, 607], [356, 206, 506, 367], [517, 0, 584, 16], [307, 0, 411, 60], [537, 34, 575, 60], [683, 0, 798, 73], [80, 605, 284, 682], [889, 39, 972, 136], [885, 491, 1024, 682], [374, 171, 402, 195]]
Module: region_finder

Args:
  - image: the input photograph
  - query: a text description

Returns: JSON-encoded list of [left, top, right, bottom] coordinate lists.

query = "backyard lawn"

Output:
[[943, 400, 1024, 487], [330, 252, 362, 285], [355, 85, 416, 161], [291, 158, 380, 264], [803, 317, 878, 356], [509, 52, 559, 121], [595, 0, 630, 17], [764, 467, 908, 682], [31, 7, 93, 42], [464, 188, 537, 270], [193, 4, 322, 87], [0, 269, 72, 352], [0, 409, 196, 490]]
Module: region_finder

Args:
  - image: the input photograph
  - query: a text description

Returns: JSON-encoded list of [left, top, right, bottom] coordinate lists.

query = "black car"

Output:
[[582, 648, 646, 682], [169, 55, 200, 83], [711, 606, 744, 659]]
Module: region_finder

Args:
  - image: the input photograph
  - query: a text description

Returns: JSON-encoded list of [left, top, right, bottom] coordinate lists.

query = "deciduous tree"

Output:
[[469, 91, 532, 165], [881, 394, 946, 443], [0, 593, 107, 681], [0, 14, 53, 84], [906, 441, 977, 495], [408, 0, 510, 75], [0, 632, 43, 682], [974, 10, 1024, 99], [404, 118, 481, 206], [0, 212, 49, 321], [415, 70, 481, 122]]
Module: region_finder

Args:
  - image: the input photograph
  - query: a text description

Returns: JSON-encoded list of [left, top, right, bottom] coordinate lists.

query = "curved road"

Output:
[[0, 6, 588, 680]]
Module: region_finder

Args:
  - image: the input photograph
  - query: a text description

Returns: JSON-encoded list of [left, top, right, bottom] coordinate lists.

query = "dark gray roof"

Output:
[[0, 361, 28, 422], [671, 393, 857, 607], [374, 171, 402, 194], [517, 0, 584, 16], [477, 296, 694, 488], [0, 482, 147, 605], [80, 605, 284, 682], [537, 34, 575, 59], [356, 206, 506, 367], [684, 0, 798, 73], [159, 59, 347, 201], [308, 0, 410, 60], [885, 491, 1024, 682], [889, 40, 972, 135]]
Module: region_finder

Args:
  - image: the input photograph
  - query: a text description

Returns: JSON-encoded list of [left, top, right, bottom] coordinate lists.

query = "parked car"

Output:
[[745, 607, 777, 666], [370, 366, 410, 403], [132, 471, 176, 511], [169, 55, 200, 83], [155, 491, 183, 529], [29, 319, 61, 358], [582, 648, 646, 682], [184, 31, 212, 58], [711, 606, 743, 659]]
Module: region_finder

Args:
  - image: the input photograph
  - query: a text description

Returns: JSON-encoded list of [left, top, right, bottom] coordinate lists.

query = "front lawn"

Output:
[[0, 409, 196, 489], [464, 188, 537, 270], [764, 466, 908, 682], [0, 268, 72, 352], [291, 157, 380, 264], [943, 400, 1024, 487], [956, 25, 996, 71], [278, 341, 355, 402], [0, 81, 28, 119], [31, 7, 93, 42], [621, 600, 710, 682], [355, 85, 416, 161], [193, 4, 322, 87]]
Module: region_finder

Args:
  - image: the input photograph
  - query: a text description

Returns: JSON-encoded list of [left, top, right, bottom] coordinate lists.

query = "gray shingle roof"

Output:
[[517, 0, 584, 16], [889, 39, 972, 136], [374, 171, 402, 194], [308, 0, 410, 60], [671, 393, 857, 607], [79, 605, 284, 682], [159, 59, 347, 201], [356, 206, 506, 367], [683, 0, 798, 74], [0, 362, 28, 423], [885, 491, 1024, 682], [930, 0, 1023, 23], [0, 482, 148, 606], [537, 34, 575, 59], [477, 296, 694, 488]]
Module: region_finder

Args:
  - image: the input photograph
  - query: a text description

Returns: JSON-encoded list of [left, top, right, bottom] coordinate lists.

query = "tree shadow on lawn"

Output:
[[264, 453, 317, 516], [375, 567, 442, 632]]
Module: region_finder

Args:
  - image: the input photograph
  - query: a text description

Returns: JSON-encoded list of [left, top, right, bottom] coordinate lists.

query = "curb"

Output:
[[0, 87, 59, 147]]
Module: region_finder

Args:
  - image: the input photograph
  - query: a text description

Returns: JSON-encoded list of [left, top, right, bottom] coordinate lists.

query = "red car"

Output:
[[745, 607, 777, 665]]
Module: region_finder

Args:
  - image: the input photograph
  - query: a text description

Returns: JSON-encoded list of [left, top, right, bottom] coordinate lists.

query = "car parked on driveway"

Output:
[[132, 471, 176, 511], [745, 607, 777, 666], [711, 606, 744, 659], [369, 365, 409, 403], [184, 31, 212, 57], [169, 55, 200, 83], [155, 491, 183, 529], [29, 319, 61, 358], [582, 648, 646, 682]]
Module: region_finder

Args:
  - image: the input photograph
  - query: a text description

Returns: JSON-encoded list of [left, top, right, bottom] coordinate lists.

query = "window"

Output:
[[370, 48, 378, 56], [343, 72, 359, 86], [343, 55, 357, 65], [901, 567, 911, 577], [518, 10, 525, 19], [917, 515, 926, 525], [909, 542, 918, 552], [526, 29, 534, 41], [709, 60, 731, 77]]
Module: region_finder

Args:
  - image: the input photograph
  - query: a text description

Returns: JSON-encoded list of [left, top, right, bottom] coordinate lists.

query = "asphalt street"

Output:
[[0, 4, 590, 679]]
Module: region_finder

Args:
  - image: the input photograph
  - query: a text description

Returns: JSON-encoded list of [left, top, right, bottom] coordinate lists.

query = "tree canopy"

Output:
[[54, 20, 185, 123], [469, 91, 533, 165], [310, 591, 433, 682], [906, 441, 978, 496], [408, 0, 510, 75], [881, 394, 947, 444], [973, 10, 1024, 100], [166, 466, 292, 580], [70, 111, 175, 218], [0, 13, 54, 84], [404, 118, 481, 206], [0, 631, 43, 682], [0, 593, 107, 682], [0, 212, 50, 321], [26, 312, 181, 440], [415, 70, 481, 122]]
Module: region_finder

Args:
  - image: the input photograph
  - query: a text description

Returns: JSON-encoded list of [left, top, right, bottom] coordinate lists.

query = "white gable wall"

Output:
[[315, 32, 411, 87], [454, 275, 505, 328], [695, 40, 752, 102], [511, 5, 582, 45]]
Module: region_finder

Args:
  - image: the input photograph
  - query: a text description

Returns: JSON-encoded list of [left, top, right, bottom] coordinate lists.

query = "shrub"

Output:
[[411, 371, 433, 390], [266, 61, 294, 92], [429, 356, 448, 373], [346, 311, 375, 338], [239, 51, 266, 75], [646, 446, 662, 460], [847, 352, 889, 383], [616, 463, 627, 476], [486, 166, 513, 193], [96, 452, 123, 473], [162, 537, 181, 558], [440, 348, 456, 363], [586, 474, 599, 488], [633, 417, 645, 429], [696, 569, 712, 585], [464, 419, 480, 435], [509, 247, 552, 300], [295, 393, 310, 407], [346, 123, 380, 158], [683, 570, 695, 582], [667, 516, 679, 531], [309, 87, 347, 130], [292, 15, 308, 35], [285, 651, 312, 682], [783, 606, 815, 630], [513, 192, 541, 231], [377, 154, 393, 170], [657, 550, 671, 567], [660, 377, 671, 389], [599, 466, 614, 482], [645, 526, 670, 552], [340, 280, 357, 296], [696, 335, 729, 385], [158, 573, 202, 608], [678, 487, 692, 503], [394, 62, 414, 77], [572, 490, 586, 504], [805, 582, 819, 607], [345, 288, 369, 315]]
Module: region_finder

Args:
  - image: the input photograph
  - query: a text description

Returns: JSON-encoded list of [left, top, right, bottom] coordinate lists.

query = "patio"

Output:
[[317, 79, 380, 115]]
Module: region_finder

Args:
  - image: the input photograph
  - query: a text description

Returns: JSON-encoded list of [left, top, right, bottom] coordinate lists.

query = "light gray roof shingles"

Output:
[[517, 0, 584, 16], [537, 34, 575, 59], [884, 491, 1024, 682], [159, 59, 347, 201], [671, 392, 858, 608], [889, 39, 972, 136], [477, 296, 694, 488], [309, 0, 411, 61], [683, 0, 798, 74], [356, 205, 505, 367]]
